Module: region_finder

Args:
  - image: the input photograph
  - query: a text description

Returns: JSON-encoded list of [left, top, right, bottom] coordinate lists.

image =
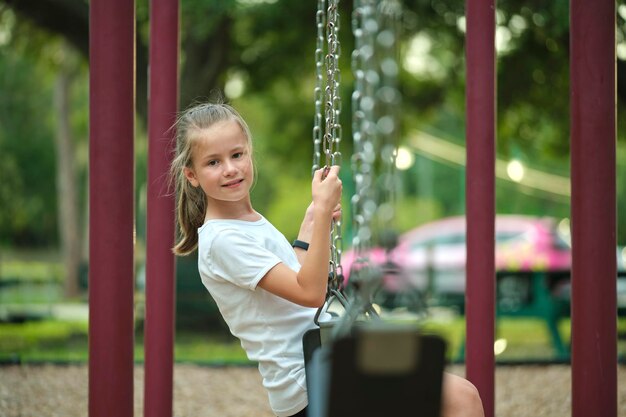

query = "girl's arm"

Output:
[[293, 202, 341, 266], [258, 166, 342, 307], [293, 202, 315, 266]]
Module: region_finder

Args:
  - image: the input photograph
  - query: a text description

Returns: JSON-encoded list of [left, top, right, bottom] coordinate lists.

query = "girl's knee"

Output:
[[442, 373, 485, 417]]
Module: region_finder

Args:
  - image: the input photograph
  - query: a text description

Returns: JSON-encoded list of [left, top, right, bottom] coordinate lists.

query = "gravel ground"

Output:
[[1, 364, 625, 417]]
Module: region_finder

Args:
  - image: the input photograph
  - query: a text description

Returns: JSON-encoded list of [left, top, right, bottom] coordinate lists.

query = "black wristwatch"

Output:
[[292, 239, 310, 251]]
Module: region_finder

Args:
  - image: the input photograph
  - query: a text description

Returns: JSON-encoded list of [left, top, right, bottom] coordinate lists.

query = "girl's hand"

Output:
[[331, 203, 342, 221], [312, 166, 342, 216], [297, 202, 340, 246], [306, 201, 341, 221]]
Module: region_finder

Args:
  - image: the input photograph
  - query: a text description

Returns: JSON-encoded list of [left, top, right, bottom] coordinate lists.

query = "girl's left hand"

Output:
[[305, 202, 341, 222], [332, 203, 342, 221]]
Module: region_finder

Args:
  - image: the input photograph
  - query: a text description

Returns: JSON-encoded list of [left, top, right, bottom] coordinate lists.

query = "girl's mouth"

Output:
[[222, 179, 243, 188]]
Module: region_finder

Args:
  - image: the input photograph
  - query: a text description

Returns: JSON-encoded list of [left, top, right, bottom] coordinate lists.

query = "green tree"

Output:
[[2, 0, 625, 250], [0, 13, 59, 246]]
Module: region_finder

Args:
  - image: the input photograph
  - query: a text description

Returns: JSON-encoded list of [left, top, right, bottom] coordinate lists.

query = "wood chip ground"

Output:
[[1, 364, 625, 416]]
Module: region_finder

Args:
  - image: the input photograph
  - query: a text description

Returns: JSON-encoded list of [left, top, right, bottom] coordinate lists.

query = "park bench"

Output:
[[451, 269, 626, 362]]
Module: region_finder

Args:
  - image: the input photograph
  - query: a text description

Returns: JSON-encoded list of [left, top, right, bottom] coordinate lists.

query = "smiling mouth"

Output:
[[222, 179, 243, 188]]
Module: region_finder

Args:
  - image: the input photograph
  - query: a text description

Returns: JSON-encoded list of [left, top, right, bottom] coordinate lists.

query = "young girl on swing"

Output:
[[171, 101, 341, 417], [171, 101, 484, 417]]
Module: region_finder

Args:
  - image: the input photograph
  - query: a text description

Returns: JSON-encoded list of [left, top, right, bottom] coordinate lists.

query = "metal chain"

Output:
[[312, 0, 345, 312], [343, 0, 402, 325], [350, 0, 379, 260], [350, 0, 401, 254], [312, 0, 325, 175], [375, 0, 402, 234]]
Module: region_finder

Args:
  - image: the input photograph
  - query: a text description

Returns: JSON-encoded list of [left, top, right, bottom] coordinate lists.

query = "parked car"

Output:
[[341, 215, 572, 309]]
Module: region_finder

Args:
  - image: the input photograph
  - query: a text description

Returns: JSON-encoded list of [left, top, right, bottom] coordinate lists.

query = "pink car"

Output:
[[342, 215, 572, 297]]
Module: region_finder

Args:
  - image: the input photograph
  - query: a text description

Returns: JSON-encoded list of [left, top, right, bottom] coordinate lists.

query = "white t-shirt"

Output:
[[197, 215, 318, 417]]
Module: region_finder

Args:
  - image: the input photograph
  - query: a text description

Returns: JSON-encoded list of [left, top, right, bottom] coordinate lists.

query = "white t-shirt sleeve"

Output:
[[208, 228, 282, 290]]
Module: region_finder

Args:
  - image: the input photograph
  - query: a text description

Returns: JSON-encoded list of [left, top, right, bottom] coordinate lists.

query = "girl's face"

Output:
[[183, 120, 254, 211]]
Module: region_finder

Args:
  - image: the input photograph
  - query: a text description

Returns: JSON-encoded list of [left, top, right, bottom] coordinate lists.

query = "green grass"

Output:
[[170, 332, 249, 364], [421, 316, 565, 362], [0, 319, 250, 364], [0, 254, 66, 305], [1, 316, 624, 364], [0, 261, 64, 283], [0, 320, 90, 362]]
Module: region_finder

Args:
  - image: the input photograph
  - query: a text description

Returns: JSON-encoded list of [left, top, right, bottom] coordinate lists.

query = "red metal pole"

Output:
[[465, 1, 495, 417], [143, 1, 179, 416], [88, 0, 135, 416], [570, 1, 617, 416]]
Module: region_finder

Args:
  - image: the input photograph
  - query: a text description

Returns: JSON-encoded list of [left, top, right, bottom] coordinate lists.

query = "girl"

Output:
[[171, 101, 485, 417], [171, 101, 342, 417]]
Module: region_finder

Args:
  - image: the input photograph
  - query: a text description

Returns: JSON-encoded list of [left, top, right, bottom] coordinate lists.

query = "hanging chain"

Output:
[[351, 0, 379, 261], [345, 0, 402, 321], [351, 0, 401, 255], [312, 0, 325, 175], [376, 0, 402, 235], [312, 0, 345, 313], [324, 0, 342, 170]]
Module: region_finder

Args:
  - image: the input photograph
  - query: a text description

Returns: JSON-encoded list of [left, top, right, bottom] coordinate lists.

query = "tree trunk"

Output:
[[54, 55, 82, 299]]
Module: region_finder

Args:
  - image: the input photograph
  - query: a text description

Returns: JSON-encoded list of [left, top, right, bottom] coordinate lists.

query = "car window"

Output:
[[495, 231, 525, 243], [552, 233, 571, 250], [410, 233, 466, 249], [410, 230, 530, 250]]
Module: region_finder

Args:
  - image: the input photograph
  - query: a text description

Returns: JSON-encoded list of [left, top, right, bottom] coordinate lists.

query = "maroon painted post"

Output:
[[570, 1, 617, 416], [143, 1, 179, 417], [465, 1, 496, 417], [88, 0, 135, 416]]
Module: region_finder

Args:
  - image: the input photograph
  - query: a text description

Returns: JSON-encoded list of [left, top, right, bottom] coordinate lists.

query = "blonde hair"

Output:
[[170, 101, 253, 255]]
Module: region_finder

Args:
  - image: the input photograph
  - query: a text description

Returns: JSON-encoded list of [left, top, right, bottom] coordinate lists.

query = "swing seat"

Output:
[[304, 324, 447, 417]]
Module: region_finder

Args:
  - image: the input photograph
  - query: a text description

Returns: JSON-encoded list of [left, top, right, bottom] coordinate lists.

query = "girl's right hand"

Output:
[[312, 166, 342, 216]]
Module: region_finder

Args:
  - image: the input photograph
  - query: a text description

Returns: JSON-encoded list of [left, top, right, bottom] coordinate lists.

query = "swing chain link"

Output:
[[351, 0, 401, 256], [313, 0, 345, 303], [346, 0, 402, 321], [350, 0, 378, 260], [312, 0, 325, 175]]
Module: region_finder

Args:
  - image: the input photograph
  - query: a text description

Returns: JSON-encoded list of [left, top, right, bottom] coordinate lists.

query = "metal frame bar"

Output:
[[143, 1, 180, 416], [88, 0, 136, 415], [570, 1, 617, 416]]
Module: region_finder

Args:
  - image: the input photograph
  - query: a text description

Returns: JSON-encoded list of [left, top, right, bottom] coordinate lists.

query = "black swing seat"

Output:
[[304, 323, 447, 417]]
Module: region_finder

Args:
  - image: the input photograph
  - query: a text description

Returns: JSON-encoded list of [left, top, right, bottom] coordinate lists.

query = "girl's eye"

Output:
[[233, 152, 243, 159], [207, 160, 218, 166]]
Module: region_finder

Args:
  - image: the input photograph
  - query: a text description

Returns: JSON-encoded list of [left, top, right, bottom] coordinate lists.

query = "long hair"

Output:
[[170, 101, 253, 256]]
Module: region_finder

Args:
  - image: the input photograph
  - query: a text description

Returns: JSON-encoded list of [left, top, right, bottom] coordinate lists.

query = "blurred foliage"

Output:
[[0, 320, 88, 352], [0, 260, 63, 283], [0, 319, 251, 363], [2, 317, 623, 363], [0, 17, 56, 245], [0, 0, 625, 253]]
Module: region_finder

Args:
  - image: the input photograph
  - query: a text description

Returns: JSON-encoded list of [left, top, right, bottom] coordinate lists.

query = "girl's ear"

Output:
[[183, 167, 200, 188]]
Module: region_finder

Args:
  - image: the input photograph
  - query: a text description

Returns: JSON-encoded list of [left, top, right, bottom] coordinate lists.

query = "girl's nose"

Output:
[[223, 160, 237, 176]]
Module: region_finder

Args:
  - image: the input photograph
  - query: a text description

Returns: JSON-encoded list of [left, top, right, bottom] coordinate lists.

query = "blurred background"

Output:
[[1, 0, 625, 364]]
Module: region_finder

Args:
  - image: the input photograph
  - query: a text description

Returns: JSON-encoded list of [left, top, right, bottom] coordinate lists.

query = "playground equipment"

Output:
[[87, 1, 619, 417], [311, 0, 349, 324], [303, 4, 449, 416]]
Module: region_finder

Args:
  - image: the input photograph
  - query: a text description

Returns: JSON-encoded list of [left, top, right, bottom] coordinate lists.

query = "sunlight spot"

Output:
[[494, 338, 508, 355], [507, 159, 525, 183], [509, 14, 527, 36], [456, 16, 466, 33], [403, 34, 444, 79], [496, 26, 513, 54], [557, 218, 571, 246], [395, 147, 415, 171], [617, 43, 626, 61], [225, 73, 245, 99]]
